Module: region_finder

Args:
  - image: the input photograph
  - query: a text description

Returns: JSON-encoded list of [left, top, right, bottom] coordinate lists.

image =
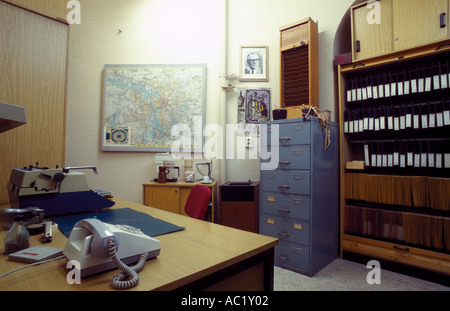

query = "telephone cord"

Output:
[[0, 255, 65, 279], [107, 238, 148, 290]]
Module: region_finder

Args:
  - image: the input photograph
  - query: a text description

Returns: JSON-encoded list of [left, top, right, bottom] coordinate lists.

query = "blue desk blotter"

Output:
[[52, 208, 185, 238]]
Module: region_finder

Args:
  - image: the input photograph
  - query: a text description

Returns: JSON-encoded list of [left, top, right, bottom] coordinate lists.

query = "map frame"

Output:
[[101, 64, 207, 152]]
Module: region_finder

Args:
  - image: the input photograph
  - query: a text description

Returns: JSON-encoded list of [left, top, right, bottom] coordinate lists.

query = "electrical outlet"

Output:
[[246, 137, 253, 148]]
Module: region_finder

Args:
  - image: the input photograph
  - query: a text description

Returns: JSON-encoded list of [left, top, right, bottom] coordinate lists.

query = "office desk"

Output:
[[0, 198, 278, 291]]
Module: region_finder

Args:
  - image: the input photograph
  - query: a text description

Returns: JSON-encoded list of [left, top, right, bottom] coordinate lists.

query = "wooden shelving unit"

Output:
[[338, 43, 450, 276]]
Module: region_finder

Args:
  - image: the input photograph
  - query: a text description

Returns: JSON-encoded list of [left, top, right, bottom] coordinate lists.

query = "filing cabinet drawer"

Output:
[[261, 214, 310, 245], [261, 170, 310, 194], [261, 145, 311, 170], [261, 191, 311, 221], [275, 241, 310, 272], [266, 121, 311, 146], [279, 146, 311, 170]]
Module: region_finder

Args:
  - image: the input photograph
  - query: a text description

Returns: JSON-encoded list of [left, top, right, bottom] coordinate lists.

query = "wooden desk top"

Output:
[[143, 181, 217, 187], [0, 198, 277, 291]]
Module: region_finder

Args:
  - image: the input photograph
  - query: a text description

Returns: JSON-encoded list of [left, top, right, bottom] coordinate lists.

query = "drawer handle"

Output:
[[293, 174, 303, 180], [393, 245, 410, 252], [278, 208, 290, 214], [279, 161, 291, 165], [278, 255, 289, 261], [278, 185, 291, 189], [279, 137, 291, 141], [293, 247, 303, 255], [278, 232, 290, 238]]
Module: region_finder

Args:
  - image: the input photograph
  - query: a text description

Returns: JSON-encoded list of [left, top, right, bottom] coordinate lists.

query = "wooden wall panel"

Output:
[[0, 1, 68, 204], [1, 0, 68, 22]]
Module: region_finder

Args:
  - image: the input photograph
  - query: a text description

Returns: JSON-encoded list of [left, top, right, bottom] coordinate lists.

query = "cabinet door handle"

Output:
[[440, 12, 446, 28], [356, 40, 361, 52], [278, 232, 290, 238], [279, 161, 291, 165], [293, 149, 304, 156], [393, 245, 410, 252], [293, 199, 304, 205], [278, 185, 290, 189]]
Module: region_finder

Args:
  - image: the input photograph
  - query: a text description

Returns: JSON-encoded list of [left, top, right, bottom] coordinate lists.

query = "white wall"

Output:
[[66, 0, 355, 203]]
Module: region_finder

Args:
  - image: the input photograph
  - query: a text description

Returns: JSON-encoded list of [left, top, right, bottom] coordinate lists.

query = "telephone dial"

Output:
[[63, 218, 161, 289]]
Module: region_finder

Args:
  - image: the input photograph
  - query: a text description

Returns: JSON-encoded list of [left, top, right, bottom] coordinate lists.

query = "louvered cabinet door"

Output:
[[280, 17, 319, 117]]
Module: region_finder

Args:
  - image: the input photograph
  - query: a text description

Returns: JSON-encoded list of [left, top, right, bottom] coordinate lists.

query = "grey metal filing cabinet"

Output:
[[259, 117, 339, 276]]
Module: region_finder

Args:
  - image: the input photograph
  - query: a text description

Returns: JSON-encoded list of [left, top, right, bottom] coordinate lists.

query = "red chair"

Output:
[[184, 184, 212, 220]]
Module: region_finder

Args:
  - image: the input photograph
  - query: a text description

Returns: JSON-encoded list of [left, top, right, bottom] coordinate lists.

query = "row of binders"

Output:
[[344, 173, 450, 211], [363, 139, 450, 174], [345, 205, 450, 252], [343, 101, 450, 136], [346, 59, 450, 104]]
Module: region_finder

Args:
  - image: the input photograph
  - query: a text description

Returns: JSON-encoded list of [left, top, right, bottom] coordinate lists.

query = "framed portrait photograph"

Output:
[[240, 46, 268, 82]]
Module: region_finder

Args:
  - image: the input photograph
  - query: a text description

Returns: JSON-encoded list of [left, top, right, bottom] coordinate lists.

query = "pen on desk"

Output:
[[43, 221, 52, 243]]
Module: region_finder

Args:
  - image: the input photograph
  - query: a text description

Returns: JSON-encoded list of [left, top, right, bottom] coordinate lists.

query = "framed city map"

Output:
[[101, 64, 207, 152]]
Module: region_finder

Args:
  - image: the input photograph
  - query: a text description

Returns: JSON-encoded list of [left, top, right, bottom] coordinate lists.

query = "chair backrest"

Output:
[[184, 184, 212, 220]]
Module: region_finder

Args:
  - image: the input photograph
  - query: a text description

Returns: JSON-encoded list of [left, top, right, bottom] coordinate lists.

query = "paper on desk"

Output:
[[52, 208, 185, 238]]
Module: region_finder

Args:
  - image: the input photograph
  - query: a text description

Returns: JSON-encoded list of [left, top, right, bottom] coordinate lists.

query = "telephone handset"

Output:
[[75, 219, 119, 257], [63, 218, 161, 289]]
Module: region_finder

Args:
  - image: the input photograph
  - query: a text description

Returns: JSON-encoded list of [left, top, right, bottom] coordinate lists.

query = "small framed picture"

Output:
[[240, 46, 268, 82], [237, 87, 271, 125]]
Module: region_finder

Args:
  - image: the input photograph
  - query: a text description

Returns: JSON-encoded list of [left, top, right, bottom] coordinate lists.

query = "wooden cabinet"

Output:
[[351, 0, 393, 62], [0, 2, 68, 205], [144, 185, 181, 214], [352, 0, 450, 61], [338, 46, 450, 276], [259, 118, 339, 276], [2, 0, 68, 21], [143, 181, 217, 221], [279, 18, 319, 117], [393, 0, 448, 52], [220, 181, 260, 233]]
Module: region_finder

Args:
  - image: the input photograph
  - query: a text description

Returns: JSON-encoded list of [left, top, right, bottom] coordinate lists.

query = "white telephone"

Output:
[[63, 218, 161, 289]]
